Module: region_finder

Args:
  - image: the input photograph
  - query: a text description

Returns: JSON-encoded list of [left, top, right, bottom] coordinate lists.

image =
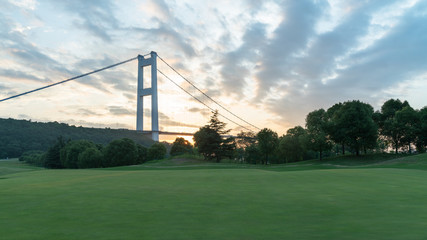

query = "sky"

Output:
[[1, 0, 426, 141]]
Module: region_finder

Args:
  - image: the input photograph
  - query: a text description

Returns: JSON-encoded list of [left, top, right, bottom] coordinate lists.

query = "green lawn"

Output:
[[1, 154, 427, 239], [0, 158, 41, 176]]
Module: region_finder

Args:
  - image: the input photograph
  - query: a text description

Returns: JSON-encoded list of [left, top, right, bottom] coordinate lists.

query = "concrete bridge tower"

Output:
[[136, 51, 159, 141]]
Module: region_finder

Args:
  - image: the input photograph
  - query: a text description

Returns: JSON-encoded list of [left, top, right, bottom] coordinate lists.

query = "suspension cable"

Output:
[[157, 69, 254, 133], [0, 55, 148, 102], [157, 54, 260, 131]]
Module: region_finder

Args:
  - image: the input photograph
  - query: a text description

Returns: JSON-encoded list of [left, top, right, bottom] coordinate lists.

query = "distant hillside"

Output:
[[0, 118, 154, 158]]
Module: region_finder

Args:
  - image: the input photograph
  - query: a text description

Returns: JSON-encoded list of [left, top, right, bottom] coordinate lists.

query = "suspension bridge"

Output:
[[0, 51, 260, 141]]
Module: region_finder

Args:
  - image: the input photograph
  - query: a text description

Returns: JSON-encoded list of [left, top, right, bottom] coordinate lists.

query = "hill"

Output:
[[0, 118, 154, 158]]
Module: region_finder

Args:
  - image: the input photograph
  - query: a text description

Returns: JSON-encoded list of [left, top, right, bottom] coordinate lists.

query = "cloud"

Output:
[[108, 106, 135, 116], [0, 68, 48, 82], [325, 0, 427, 100], [220, 23, 267, 97], [262, 0, 427, 125], [50, 0, 119, 42], [0, 83, 10, 91], [0, 9, 76, 82], [145, 0, 173, 22], [76, 108, 103, 117], [134, 24, 196, 58], [188, 107, 211, 116], [254, 0, 326, 100], [73, 56, 137, 93]]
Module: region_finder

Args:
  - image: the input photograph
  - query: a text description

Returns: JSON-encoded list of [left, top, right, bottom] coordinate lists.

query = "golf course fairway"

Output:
[[1, 160, 427, 239]]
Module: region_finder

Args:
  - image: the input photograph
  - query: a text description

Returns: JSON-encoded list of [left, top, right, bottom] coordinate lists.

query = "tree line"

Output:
[[20, 137, 167, 169], [7, 98, 427, 167], [192, 99, 427, 164]]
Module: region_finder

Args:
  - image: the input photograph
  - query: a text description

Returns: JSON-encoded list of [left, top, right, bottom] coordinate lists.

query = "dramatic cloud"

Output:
[[220, 23, 267, 96], [1, 0, 426, 136], [50, 0, 119, 42]]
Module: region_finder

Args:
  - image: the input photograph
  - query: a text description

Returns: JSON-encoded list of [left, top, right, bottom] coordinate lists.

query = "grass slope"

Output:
[[1, 154, 427, 239], [0, 158, 41, 176]]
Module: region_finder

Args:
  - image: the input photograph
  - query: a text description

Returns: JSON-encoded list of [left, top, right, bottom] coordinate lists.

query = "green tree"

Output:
[[104, 138, 138, 167], [170, 137, 193, 156], [193, 111, 235, 162], [220, 136, 236, 160], [416, 107, 427, 152], [236, 131, 256, 149], [334, 101, 378, 155], [44, 136, 66, 169], [395, 106, 420, 153], [326, 103, 347, 155], [244, 144, 261, 164], [378, 99, 411, 153], [279, 126, 307, 163], [147, 142, 167, 160], [306, 109, 332, 160], [194, 126, 222, 162], [256, 128, 278, 164]]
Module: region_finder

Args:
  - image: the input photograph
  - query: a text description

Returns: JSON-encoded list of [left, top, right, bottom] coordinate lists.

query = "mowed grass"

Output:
[[0, 158, 41, 176], [1, 155, 427, 239]]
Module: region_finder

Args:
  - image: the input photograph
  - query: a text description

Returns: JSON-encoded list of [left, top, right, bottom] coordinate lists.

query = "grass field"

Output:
[[1, 154, 427, 239]]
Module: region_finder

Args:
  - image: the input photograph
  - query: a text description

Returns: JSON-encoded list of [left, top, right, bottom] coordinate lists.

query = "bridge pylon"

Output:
[[136, 51, 159, 141]]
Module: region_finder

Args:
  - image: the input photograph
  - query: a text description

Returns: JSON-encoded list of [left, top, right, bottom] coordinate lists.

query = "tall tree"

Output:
[[256, 128, 278, 164], [193, 111, 235, 162], [395, 106, 420, 153], [306, 109, 331, 160], [279, 126, 307, 163], [378, 99, 411, 153], [194, 126, 222, 161], [334, 101, 378, 155], [416, 107, 427, 152], [326, 103, 346, 155], [44, 136, 66, 169]]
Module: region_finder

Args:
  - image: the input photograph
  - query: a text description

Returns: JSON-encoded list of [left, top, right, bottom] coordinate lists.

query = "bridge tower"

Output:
[[136, 51, 159, 141]]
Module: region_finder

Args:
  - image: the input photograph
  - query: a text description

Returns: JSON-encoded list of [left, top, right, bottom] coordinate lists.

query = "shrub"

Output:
[[78, 147, 104, 168], [136, 144, 148, 164], [104, 138, 138, 167], [19, 150, 46, 167], [148, 142, 167, 160], [60, 140, 97, 169]]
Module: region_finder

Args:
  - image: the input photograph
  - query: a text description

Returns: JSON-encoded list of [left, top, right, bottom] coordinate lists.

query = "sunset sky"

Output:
[[1, 0, 426, 141]]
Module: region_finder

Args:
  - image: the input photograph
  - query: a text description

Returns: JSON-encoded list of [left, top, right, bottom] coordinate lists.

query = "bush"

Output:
[[60, 140, 97, 169], [136, 144, 148, 164], [104, 138, 138, 167], [78, 147, 104, 168], [19, 151, 46, 167], [148, 143, 167, 160]]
